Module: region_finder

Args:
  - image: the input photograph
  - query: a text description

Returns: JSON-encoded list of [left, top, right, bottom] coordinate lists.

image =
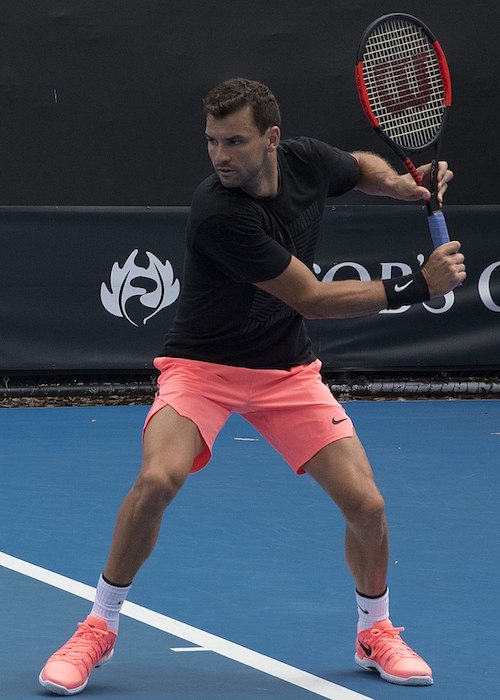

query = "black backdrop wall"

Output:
[[0, 0, 498, 206]]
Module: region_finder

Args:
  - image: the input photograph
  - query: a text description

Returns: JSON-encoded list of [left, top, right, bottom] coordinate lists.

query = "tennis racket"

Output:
[[355, 13, 452, 247]]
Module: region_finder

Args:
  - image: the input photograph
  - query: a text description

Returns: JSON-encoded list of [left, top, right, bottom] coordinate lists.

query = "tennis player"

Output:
[[39, 78, 465, 695]]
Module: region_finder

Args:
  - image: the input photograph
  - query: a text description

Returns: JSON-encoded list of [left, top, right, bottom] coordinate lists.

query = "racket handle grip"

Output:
[[427, 209, 450, 248]]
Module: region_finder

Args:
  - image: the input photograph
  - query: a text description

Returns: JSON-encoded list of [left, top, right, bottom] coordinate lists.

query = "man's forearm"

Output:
[[351, 151, 402, 196]]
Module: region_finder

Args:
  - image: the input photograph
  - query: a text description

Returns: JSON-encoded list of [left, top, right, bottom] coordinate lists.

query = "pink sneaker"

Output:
[[355, 619, 433, 685], [39, 615, 117, 695]]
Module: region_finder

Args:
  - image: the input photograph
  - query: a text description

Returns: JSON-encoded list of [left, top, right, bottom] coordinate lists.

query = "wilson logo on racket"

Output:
[[100, 249, 180, 326], [374, 53, 432, 114]]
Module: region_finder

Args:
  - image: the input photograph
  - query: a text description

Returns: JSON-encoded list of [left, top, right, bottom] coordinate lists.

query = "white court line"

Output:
[[0, 551, 373, 700]]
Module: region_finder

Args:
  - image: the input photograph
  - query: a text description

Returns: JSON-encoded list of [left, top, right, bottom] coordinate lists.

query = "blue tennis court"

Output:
[[1, 400, 498, 699]]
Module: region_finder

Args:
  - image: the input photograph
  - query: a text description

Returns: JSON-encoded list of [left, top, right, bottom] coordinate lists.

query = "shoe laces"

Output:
[[50, 621, 113, 669], [368, 625, 420, 663]]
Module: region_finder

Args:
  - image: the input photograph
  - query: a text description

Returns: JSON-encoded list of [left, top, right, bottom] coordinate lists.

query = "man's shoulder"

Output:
[[191, 175, 235, 213], [192, 173, 249, 202], [279, 137, 359, 196], [189, 177, 259, 232], [280, 136, 332, 157], [192, 173, 225, 201], [279, 137, 350, 172]]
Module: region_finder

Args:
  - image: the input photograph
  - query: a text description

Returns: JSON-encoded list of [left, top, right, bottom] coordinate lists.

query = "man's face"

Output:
[[205, 105, 279, 197]]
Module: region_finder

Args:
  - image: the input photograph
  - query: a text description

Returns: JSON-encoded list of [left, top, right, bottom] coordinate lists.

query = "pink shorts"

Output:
[[144, 356, 353, 474]]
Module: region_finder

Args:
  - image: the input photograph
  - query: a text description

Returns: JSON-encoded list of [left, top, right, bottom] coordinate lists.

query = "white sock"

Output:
[[356, 587, 389, 632], [90, 575, 132, 632]]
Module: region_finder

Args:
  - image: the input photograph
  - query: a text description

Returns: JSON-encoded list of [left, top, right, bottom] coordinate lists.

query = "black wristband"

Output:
[[383, 271, 430, 309]]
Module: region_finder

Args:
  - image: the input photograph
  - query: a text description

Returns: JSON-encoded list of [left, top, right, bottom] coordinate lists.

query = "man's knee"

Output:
[[134, 460, 190, 510], [344, 489, 386, 529]]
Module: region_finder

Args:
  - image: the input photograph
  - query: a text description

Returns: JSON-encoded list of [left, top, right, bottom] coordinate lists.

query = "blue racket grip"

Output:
[[427, 209, 450, 248]]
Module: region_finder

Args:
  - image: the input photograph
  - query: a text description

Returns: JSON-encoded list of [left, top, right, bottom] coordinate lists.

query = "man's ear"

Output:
[[267, 125, 281, 152]]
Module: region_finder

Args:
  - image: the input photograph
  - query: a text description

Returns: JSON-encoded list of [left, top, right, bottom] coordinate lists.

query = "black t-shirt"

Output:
[[161, 137, 359, 369]]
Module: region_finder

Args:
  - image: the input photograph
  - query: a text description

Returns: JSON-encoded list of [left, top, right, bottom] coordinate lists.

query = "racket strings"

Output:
[[361, 20, 446, 150]]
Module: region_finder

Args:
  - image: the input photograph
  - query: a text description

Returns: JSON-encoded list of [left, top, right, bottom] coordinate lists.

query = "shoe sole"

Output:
[[38, 649, 114, 696], [355, 653, 433, 686]]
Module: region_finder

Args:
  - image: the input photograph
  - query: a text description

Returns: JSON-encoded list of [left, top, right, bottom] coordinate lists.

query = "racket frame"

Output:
[[355, 13, 452, 219]]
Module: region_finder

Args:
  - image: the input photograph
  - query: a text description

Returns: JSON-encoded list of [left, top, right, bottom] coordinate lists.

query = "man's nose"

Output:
[[212, 144, 229, 164]]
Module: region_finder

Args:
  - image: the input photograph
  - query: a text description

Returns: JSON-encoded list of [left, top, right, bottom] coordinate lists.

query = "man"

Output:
[[39, 78, 465, 695]]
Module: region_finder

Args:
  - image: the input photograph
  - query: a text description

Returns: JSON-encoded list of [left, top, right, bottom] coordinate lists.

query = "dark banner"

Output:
[[0, 205, 498, 372]]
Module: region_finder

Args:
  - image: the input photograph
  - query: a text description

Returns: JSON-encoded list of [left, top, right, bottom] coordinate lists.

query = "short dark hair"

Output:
[[203, 78, 281, 134]]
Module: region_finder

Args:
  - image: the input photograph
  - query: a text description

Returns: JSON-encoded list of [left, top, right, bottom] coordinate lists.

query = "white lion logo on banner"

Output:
[[100, 250, 180, 326]]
